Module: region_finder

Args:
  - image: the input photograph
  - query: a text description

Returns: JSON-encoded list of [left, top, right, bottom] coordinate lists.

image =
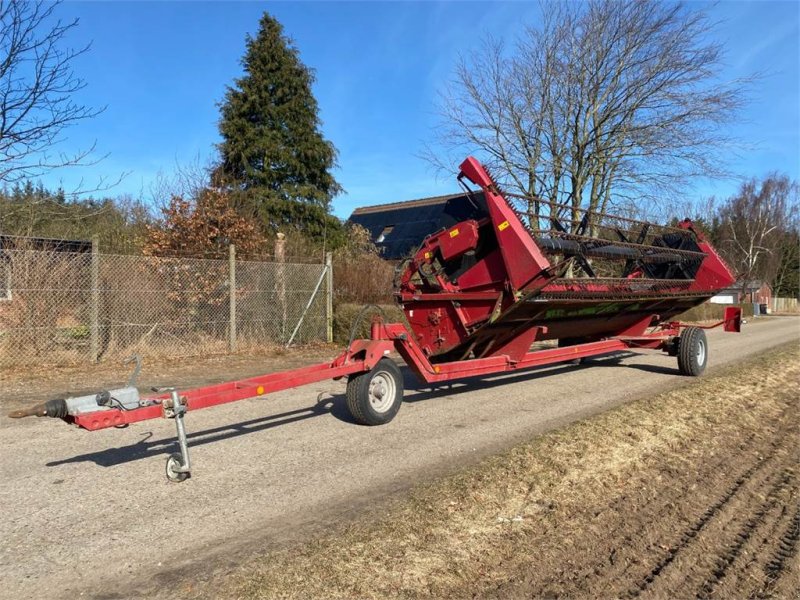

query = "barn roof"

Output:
[[717, 281, 772, 294], [348, 192, 487, 259]]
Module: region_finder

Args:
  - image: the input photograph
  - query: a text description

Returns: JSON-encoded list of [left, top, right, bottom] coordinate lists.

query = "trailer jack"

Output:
[[158, 388, 192, 482]]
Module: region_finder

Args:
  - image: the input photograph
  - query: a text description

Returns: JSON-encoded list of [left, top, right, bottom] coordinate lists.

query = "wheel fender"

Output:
[[338, 339, 395, 370]]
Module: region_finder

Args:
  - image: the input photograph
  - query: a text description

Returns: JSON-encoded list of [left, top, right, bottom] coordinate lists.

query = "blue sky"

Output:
[[35, 1, 800, 218]]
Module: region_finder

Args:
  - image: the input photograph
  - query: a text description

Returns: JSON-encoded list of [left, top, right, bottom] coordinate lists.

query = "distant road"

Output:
[[0, 316, 797, 600]]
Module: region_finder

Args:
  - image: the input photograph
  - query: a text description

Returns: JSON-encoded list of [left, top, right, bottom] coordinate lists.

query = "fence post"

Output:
[[90, 235, 99, 363], [325, 252, 333, 343], [275, 233, 286, 341], [229, 244, 237, 352]]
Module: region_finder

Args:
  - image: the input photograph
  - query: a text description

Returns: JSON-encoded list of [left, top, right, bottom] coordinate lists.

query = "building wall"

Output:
[[750, 283, 772, 305]]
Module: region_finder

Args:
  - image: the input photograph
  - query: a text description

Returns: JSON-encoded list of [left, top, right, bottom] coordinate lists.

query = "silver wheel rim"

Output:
[[368, 371, 396, 413], [696, 338, 706, 366]]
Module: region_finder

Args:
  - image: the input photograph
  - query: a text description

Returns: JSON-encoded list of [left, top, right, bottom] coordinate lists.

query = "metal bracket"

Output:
[[125, 354, 142, 387]]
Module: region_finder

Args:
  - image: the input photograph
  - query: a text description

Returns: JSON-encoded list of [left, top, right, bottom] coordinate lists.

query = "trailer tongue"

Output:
[[8, 157, 741, 482]]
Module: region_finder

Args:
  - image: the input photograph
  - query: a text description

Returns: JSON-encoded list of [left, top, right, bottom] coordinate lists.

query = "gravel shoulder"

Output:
[[0, 316, 797, 600]]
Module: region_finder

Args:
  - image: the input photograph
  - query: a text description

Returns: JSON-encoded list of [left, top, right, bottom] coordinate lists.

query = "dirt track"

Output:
[[0, 317, 798, 600]]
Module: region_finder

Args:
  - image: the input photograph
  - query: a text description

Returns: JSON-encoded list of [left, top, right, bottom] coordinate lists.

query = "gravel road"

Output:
[[1, 317, 798, 600]]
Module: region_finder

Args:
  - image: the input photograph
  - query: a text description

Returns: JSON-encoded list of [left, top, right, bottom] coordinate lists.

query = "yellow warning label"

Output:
[[498, 220, 510, 231], [449, 229, 459, 238]]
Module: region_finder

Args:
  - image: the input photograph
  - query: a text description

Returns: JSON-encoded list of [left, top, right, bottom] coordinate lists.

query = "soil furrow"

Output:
[[630, 402, 797, 597], [755, 500, 800, 598], [635, 403, 799, 599], [627, 449, 779, 598], [696, 468, 795, 599], [715, 493, 794, 598], [534, 446, 747, 594]]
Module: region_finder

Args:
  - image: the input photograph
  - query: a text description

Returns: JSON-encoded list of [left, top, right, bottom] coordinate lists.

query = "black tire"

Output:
[[677, 327, 708, 376], [346, 358, 404, 426], [558, 337, 585, 365]]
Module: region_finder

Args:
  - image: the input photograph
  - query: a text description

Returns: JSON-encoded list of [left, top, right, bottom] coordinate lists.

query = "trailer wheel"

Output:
[[165, 453, 190, 482], [346, 358, 404, 426], [677, 327, 707, 376]]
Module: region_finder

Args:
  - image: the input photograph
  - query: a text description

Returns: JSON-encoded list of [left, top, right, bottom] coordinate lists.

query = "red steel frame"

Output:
[[69, 307, 741, 432]]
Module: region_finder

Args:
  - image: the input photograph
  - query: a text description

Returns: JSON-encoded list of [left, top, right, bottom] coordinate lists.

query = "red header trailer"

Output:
[[9, 157, 740, 482]]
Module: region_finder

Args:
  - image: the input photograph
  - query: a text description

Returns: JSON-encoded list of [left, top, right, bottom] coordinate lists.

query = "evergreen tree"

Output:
[[774, 229, 800, 299], [217, 12, 342, 224]]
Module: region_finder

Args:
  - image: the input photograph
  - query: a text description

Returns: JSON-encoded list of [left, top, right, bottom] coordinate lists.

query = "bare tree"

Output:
[[0, 0, 102, 183], [429, 0, 749, 231], [148, 154, 214, 211], [716, 174, 798, 295]]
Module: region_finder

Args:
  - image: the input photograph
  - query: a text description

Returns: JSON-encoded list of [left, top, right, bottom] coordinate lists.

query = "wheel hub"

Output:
[[368, 372, 395, 413]]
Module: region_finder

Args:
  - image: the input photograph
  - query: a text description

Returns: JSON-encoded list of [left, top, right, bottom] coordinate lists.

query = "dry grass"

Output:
[[227, 343, 800, 600]]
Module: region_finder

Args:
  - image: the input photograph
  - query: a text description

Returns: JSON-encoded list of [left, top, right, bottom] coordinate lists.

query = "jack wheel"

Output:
[[165, 453, 190, 482], [346, 358, 404, 426], [677, 327, 707, 376]]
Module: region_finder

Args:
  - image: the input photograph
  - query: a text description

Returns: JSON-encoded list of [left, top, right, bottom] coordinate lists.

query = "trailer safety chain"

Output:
[[154, 387, 192, 482]]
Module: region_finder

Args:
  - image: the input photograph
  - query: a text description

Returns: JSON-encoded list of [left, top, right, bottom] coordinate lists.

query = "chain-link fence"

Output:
[[0, 247, 331, 367]]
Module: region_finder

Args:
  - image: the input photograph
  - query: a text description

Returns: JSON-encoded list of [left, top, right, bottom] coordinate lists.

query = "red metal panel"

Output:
[[454, 248, 507, 290], [402, 303, 465, 357], [439, 220, 479, 261], [724, 306, 742, 332], [689, 240, 737, 292], [458, 157, 551, 291], [484, 325, 542, 362], [613, 314, 658, 338]]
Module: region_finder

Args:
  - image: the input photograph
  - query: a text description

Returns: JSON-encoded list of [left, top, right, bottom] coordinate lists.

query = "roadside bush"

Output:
[[329, 225, 400, 343], [332, 225, 394, 305]]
